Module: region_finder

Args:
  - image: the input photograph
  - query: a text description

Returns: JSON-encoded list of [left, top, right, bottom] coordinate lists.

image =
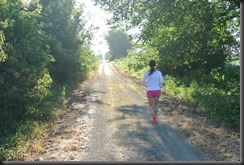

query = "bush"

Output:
[[115, 55, 240, 130]]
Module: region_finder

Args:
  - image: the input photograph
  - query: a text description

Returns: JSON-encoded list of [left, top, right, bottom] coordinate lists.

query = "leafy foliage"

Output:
[[0, 0, 99, 161], [115, 44, 158, 73], [0, 0, 52, 123], [105, 29, 132, 60], [38, 0, 95, 84], [95, 0, 240, 76], [96, 0, 240, 131], [115, 46, 240, 130]]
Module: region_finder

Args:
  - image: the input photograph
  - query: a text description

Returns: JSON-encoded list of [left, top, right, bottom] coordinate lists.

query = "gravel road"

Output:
[[28, 62, 240, 162]]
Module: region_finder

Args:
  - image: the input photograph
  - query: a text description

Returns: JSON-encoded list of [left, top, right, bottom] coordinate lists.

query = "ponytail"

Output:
[[148, 60, 156, 75], [149, 67, 155, 75]]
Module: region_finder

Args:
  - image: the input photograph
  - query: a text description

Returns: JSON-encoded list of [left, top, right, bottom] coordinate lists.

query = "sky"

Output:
[[76, 0, 112, 58], [24, 0, 139, 58]]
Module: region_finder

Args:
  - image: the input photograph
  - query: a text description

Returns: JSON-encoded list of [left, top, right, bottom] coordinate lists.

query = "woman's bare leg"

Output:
[[153, 97, 159, 115], [148, 97, 154, 109]]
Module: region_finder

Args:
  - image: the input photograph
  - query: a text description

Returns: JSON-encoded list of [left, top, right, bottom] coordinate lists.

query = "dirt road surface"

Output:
[[28, 62, 240, 161]]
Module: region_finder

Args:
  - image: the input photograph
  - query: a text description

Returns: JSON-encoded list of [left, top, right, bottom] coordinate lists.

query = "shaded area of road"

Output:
[[80, 62, 204, 161], [30, 62, 239, 161]]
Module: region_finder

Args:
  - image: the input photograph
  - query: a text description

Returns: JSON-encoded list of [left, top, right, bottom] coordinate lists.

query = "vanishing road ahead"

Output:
[[29, 62, 239, 161]]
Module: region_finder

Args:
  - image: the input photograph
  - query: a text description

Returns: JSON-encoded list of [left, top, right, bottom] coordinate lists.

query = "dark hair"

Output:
[[148, 60, 156, 75]]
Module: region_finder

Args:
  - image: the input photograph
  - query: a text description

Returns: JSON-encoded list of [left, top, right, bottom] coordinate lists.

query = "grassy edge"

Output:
[[0, 65, 99, 161]]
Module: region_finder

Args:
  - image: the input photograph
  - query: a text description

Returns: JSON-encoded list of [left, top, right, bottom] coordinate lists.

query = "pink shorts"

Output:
[[146, 90, 161, 98]]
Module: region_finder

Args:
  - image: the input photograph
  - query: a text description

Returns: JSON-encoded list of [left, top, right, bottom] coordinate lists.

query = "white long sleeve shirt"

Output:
[[142, 70, 164, 91]]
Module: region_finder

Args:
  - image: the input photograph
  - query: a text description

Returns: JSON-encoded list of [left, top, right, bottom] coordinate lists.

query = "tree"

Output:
[[95, 0, 240, 76], [105, 29, 132, 60], [0, 0, 52, 127], [38, 0, 94, 83], [0, 1, 99, 159]]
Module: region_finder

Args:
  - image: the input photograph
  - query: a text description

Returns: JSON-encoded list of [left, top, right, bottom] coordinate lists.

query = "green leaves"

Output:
[[96, 0, 240, 76], [39, 0, 96, 84], [0, 31, 7, 62], [105, 29, 132, 60], [0, 0, 98, 160]]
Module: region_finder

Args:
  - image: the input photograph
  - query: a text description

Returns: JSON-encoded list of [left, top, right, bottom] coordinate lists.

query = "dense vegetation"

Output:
[[96, 0, 240, 130], [115, 46, 240, 130], [0, 0, 98, 160], [0, 0, 240, 161], [105, 29, 132, 61]]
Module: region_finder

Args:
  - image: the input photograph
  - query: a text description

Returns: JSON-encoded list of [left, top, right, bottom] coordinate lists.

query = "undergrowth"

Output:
[[0, 63, 99, 161], [114, 55, 240, 132]]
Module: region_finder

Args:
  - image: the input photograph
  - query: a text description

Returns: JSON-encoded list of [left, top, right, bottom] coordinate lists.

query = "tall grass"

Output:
[[114, 50, 240, 131], [0, 60, 99, 161], [0, 83, 68, 161]]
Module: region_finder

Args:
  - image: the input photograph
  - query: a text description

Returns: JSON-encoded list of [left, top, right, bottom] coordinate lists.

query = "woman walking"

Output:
[[142, 60, 164, 124]]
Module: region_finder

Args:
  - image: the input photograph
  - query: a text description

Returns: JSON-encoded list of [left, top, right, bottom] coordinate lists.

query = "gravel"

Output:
[[27, 62, 240, 162]]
